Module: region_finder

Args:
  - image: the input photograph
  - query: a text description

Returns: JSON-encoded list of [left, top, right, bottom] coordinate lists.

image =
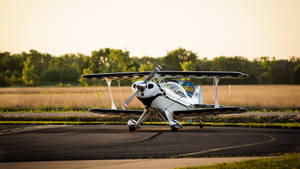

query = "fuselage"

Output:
[[132, 80, 192, 114]]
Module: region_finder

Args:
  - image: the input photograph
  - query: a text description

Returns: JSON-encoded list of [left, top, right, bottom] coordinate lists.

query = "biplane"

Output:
[[82, 65, 248, 131]]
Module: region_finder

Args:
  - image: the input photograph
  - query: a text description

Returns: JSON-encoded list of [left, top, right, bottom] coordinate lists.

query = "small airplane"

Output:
[[82, 65, 248, 131]]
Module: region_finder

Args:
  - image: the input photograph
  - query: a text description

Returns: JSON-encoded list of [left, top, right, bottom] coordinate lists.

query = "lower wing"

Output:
[[173, 106, 247, 116], [89, 108, 144, 115], [89, 106, 246, 116]]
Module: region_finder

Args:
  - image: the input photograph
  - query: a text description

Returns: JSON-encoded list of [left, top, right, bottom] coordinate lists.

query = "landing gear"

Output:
[[127, 110, 151, 132], [129, 126, 136, 132], [170, 120, 182, 132], [171, 126, 178, 132], [197, 118, 204, 128], [128, 119, 137, 132]]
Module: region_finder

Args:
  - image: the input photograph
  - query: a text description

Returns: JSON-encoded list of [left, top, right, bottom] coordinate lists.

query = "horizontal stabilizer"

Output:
[[173, 107, 247, 116], [89, 108, 144, 114]]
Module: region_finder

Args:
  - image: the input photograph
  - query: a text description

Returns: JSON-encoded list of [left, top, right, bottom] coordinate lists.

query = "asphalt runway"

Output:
[[0, 125, 299, 162], [1, 112, 299, 117]]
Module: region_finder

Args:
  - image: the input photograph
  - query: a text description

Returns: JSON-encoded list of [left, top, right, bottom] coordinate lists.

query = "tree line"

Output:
[[1, 48, 300, 87]]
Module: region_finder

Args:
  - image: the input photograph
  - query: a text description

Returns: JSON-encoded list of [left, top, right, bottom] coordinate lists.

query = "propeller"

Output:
[[122, 90, 138, 109], [122, 65, 161, 109], [143, 65, 161, 83]]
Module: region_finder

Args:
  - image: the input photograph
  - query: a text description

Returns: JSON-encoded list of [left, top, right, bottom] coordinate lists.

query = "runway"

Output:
[[0, 125, 299, 162], [1, 112, 299, 117]]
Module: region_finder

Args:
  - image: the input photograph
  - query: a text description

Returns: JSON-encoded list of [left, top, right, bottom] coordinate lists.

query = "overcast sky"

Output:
[[0, 0, 299, 59]]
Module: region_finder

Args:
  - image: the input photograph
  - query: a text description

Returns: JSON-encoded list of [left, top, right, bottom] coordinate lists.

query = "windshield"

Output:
[[165, 82, 188, 98]]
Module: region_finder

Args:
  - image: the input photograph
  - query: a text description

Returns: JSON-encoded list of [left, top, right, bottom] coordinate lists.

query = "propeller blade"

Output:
[[144, 65, 162, 83], [122, 90, 138, 109], [122, 65, 162, 109]]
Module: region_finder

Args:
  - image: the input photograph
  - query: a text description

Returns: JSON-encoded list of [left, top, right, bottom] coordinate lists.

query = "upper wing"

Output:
[[82, 71, 248, 80], [82, 72, 150, 79], [173, 107, 247, 116], [89, 108, 144, 115]]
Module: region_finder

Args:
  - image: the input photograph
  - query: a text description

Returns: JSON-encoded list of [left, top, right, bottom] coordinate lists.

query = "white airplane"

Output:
[[82, 65, 248, 131]]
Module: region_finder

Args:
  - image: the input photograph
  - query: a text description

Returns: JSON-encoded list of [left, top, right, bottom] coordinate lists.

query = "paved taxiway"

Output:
[[0, 125, 299, 162], [1, 112, 299, 117]]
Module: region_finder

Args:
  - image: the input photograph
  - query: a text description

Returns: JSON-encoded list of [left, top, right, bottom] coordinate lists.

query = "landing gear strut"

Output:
[[197, 118, 204, 128]]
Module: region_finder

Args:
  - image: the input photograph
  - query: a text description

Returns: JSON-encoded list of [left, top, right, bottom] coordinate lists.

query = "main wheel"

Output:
[[171, 127, 178, 132], [200, 124, 203, 128], [129, 126, 136, 132]]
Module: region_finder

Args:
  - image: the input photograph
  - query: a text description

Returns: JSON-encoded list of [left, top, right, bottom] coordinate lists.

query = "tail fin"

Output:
[[191, 85, 203, 104]]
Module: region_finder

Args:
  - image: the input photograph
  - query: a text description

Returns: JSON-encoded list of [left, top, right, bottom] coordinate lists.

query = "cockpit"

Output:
[[164, 82, 189, 98]]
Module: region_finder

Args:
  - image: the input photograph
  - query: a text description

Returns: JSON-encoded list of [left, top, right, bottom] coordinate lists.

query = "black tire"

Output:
[[200, 124, 203, 128], [129, 126, 136, 132], [171, 127, 178, 132]]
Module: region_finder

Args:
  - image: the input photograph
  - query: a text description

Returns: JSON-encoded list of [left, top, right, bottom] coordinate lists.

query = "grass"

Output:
[[0, 121, 128, 125], [201, 115, 300, 123], [0, 85, 300, 112], [204, 85, 300, 109], [1, 121, 299, 129], [201, 122, 300, 129], [0, 86, 138, 110], [177, 153, 300, 169], [1, 111, 299, 128], [1, 113, 299, 123]]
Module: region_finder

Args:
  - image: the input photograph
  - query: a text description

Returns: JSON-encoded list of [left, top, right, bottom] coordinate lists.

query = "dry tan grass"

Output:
[[202, 85, 300, 108], [0, 87, 142, 109], [0, 87, 101, 94], [0, 85, 299, 110]]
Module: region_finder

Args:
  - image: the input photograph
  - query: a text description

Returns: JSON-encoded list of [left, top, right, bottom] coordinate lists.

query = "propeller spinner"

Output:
[[122, 65, 161, 109]]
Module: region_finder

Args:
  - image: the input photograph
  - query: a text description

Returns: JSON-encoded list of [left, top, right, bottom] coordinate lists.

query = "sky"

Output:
[[0, 0, 299, 59]]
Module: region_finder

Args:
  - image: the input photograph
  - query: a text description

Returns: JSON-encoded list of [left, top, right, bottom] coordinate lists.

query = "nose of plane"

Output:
[[136, 83, 146, 92]]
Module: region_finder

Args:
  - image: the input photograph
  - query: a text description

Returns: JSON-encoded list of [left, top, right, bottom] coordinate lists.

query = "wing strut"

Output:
[[105, 78, 117, 110], [199, 86, 204, 104], [213, 76, 220, 108]]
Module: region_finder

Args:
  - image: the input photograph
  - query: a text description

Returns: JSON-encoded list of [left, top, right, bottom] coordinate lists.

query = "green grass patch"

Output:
[[177, 153, 300, 169], [247, 107, 300, 112], [200, 122, 300, 129], [1, 121, 300, 129], [1, 107, 300, 113], [200, 115, 300, 123], [0, 121, 127, 125], [1, 113, 300, 123]]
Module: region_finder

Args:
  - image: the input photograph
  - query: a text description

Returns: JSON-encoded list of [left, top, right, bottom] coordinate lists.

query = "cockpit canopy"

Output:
[[164, 82, 189, 98]]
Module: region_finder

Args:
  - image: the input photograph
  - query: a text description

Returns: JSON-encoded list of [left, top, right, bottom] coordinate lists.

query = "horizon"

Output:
[[1, 48, 299, 61], [1, 0, 299, 59]]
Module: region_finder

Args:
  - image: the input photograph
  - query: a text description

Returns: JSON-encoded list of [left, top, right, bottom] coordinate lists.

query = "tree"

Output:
[[256, 57, 272, 84], [295, 64, 300, 84], [180, 61, 195, 71], [163, 48, 198, 70], [1, 48, 299, 86], [22, 57, 38, 86], [0, 52, 24, 86], [90, 48, 111, 73], [79, 68, 94, 86], [40, 68, 63, 85], [132, 56, 163, 71], [269, 59, 294, 84]]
